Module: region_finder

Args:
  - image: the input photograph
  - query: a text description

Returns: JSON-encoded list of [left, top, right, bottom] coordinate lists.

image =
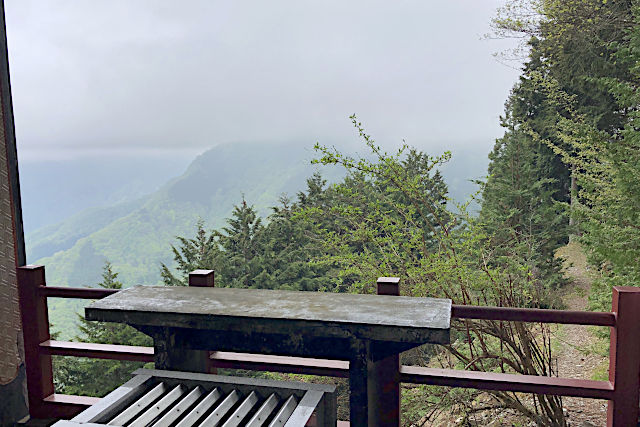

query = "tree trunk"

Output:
[[569, 167, 577, 242]]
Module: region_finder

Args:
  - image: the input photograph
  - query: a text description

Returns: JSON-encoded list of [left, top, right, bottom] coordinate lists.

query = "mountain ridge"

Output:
[[30, 141, 488, 288], [33, 142, 335, 287]]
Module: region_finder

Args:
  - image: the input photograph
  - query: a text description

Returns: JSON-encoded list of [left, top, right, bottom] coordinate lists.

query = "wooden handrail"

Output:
[[451, 304, 616, 326], [400, 366, 613, 400], [38, 286, 118, 299], [41, 339, 614, 399], [40, 340, 153, 362], [19, 266, 640, 424]]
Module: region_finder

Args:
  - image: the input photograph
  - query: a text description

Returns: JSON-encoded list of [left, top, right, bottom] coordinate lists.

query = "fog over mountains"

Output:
[[20, 141, 488, 338], [23, 141, 488, 289]]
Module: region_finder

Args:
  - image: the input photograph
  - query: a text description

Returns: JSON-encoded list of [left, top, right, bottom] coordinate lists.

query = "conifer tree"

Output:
[[161, 219, 222, 286], [481, 76, 569, 290], [258, 177, 335, 291], [218, 199, 265, 288]]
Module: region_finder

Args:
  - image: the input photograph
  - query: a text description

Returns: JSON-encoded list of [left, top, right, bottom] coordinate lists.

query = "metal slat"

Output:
[[267, 395, 298, 427], [152, 386, 204, 427], [174, 388, 222, 427], [108, 383, 167, 425], [58, 369, 336, 426], [71, 374, 152, 423], [198, 390, 239, 427], [245, 394, 280, 427], [129, 384, 186, 427], [221, 391, 259, 427], [283, 391, 324, 427]]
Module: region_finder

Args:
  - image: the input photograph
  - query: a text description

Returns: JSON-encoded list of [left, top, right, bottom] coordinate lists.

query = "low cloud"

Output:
[[6, 0, 521, 160]]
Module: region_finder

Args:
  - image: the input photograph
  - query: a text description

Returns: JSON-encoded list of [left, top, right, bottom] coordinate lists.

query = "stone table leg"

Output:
[[368, 341, 401, 426], [349, 340, 401, 427], [349, 340, 369, 426], [152, 327, 210, 373]]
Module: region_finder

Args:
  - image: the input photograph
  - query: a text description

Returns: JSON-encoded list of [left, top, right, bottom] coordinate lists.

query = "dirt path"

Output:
[[554, 243, 607, 426], [414, 243, 608, 426]]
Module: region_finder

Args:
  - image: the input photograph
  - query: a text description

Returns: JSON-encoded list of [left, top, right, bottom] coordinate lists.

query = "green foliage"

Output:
[[159, 114, 565, 424], [481, 118, 568, 291], [161, 182, 335, 291], [498, 0, 640, 312], [161, 219, 223, 286], [256, 186, 333, 291], [306, 117, 564, 425], [218, 200, 265, 288], [402, 385, 479, 426]]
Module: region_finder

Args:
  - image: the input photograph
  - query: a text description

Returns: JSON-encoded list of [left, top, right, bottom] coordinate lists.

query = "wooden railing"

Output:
[[17, 265, 640, 425]]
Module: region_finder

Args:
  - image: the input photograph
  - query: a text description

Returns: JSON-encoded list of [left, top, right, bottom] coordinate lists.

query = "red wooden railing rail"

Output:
[[17, 265, 640, 425]]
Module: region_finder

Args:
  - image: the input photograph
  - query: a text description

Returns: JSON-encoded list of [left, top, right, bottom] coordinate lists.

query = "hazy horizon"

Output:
[[6, 1, 522, 162]]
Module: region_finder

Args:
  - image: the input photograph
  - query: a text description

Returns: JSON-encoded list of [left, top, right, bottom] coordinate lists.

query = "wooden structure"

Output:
[[52, 369, 336, 427], [16, 267, 640, 426], [0, 1, 28, 423], [84, 285, 451, 426]]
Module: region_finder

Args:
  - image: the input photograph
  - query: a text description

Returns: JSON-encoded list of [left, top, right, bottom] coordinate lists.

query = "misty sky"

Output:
[[5, 1, 522, 162]]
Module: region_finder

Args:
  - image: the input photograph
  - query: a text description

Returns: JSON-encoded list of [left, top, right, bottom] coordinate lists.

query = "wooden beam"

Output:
[[400, 366, 614, 400], [40, 340, 153, 363]]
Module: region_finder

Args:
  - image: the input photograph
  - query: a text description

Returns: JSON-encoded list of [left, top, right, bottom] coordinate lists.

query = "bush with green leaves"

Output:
[[308, 116, 565, 425]]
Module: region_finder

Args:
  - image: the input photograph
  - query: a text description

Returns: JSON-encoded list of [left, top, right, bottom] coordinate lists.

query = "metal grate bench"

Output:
[[52, 369, 337, 427]]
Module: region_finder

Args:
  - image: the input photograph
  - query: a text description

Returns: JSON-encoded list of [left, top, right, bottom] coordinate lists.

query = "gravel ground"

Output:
[[416, 243, 609, 427], [554, 243, 607, 427]]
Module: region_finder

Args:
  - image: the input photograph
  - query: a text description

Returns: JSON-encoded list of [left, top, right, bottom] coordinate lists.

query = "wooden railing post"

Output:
[[607, 286, 640, 426], [367, 276, 401, 426], [16, 265, 53, 419], [188, 269, 215, 287], [188, 269, 216, 374]]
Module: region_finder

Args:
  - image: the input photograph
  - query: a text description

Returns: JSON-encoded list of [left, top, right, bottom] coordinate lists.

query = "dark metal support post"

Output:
[[16, 265, 53, 418], [188, 269, 216, 373], [607, 286, 640, 426], [349, 340, 369, 426], [369, 277, 401, 426], [348, 277, 402, 426]]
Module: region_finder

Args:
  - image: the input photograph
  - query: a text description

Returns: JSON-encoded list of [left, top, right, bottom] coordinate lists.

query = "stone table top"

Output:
[[86, 286, 451, 345]]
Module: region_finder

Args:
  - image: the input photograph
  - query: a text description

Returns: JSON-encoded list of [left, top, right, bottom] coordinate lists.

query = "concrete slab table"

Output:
[[86, 286, 451, 426]]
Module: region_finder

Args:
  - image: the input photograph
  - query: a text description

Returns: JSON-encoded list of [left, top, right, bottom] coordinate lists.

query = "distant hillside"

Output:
[[20, 154, 193, 233], [32, 143, 335, 288], [27, 141, 488, 338], [29, 142, 488, 288], [27, 197, 148, 262]]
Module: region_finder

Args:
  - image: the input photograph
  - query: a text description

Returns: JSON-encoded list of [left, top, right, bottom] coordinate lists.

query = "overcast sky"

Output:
[[5, 1, 522, 162]]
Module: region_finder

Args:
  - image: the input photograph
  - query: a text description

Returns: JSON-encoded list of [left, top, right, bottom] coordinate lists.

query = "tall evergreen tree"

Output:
[[218, 199, 265, 288], [481, 127, 567, 290], [481, 59, 571, 290], [258, 194, 329, 291], [161, 219, 222, 286]]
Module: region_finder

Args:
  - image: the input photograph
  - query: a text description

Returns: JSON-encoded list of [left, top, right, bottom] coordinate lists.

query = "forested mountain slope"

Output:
[[20, 154, 192, 232], [33, 143, 329, 287], [29, 142, 486, 288]]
